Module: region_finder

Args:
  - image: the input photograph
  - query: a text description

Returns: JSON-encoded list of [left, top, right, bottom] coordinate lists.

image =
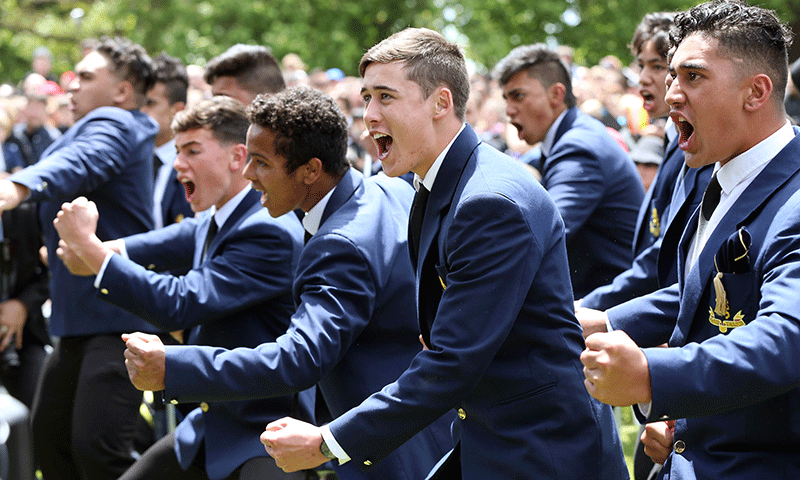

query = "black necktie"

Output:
[[304, 230, 312, 245], [202, 217, 217, 260], [410, 186, 430, 256], [153, 154, 161, 182], [701, 173, 721, 222]]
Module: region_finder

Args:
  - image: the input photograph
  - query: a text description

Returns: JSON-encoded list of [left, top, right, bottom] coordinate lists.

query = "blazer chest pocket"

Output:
[[706, 271, 756, 334]]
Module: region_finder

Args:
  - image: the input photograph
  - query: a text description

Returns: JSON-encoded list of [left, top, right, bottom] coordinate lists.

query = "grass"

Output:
[[617, 406, 641, 478]]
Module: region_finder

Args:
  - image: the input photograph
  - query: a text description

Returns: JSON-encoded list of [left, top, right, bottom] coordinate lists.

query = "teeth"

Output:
[[374, 133, 387, 139], [678, 118, 687, 123]]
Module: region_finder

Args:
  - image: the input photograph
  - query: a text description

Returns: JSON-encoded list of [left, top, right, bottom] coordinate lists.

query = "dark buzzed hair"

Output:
[[630, 12, 676, 59], [670, 0, 793, 104], [172, 95, 249, 146], [492, 44, 576, 108], [204, 44, 285, 95], [94, 36, 155, 103], [247, 86, 349, 177], [151, 52, 189, 105], [359, 28, 470, 120]]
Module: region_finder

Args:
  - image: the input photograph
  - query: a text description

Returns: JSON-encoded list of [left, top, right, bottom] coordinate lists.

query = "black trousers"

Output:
[[119, 432, 315, 480], [31, 334, 144, 480]]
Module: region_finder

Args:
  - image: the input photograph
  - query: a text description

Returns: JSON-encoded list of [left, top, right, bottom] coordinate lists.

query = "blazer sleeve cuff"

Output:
[[320, 424, 351, 465]]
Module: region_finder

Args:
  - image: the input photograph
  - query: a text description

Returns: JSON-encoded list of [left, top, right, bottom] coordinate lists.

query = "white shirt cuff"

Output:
[[94, 251, 116, 289], [638, 401, 652, 418], [320, 424, 350, 465]]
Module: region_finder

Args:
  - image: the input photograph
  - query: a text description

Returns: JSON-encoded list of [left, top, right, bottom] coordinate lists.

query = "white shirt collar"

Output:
[[715, 120, 795, 196], [665, 117, 678, 144], [302, 185, 337, 235], [210, 185, 251, 230], [414, 123, 466, 192], [154, 139, 176, 166], [540, 108, 569, 158]]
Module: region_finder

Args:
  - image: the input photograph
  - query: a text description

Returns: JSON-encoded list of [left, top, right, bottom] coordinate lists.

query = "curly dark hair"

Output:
[[492, 44, 576, 108], [151, 52, 188, 105], [630, 12, 676, 59], [247, 86, 349, 176], [204, 44, 285, 96], [94, 36, 155, 100], [670, 0, 794, 103], [171, 95, 249, 146]]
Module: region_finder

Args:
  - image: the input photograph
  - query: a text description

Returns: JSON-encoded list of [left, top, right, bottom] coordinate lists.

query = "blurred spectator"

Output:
[[0, 108, 25, 173], [30, 46, 56, 82], [281, 53, 308, 87], [8, 94, 61, 169], [185, 64, 211, 108]]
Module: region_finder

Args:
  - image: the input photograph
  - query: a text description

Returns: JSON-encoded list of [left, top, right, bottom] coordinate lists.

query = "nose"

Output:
[[362, 98, 379, 125], [173, 153, 186, 172], [664, 75, 681, 108]]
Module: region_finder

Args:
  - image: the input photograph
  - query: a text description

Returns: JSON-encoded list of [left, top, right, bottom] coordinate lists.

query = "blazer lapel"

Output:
[[200, 189, 261, 265], [320, 168, 362, 229], [673, 133, 800, 344]]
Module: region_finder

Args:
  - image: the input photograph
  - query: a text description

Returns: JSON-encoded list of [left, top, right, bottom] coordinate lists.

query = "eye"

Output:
[[362, 94, 371, 104], [380, 93, 392, 101]]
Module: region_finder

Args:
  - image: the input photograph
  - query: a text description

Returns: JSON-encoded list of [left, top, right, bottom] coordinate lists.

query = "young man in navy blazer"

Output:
[[580, 2, 800, 478], [247, 29, 627, 479], [54, 96, 309, 480], [142, 52, 194, 230], [0, 37, 161, 480], [121, 86, 451, 480], [494, 44, 645, 299]]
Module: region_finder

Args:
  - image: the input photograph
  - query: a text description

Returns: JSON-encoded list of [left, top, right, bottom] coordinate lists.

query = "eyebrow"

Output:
[[360, 84, 399, 94], [670, 61, 707, 74], [176, 140, 201, 150]]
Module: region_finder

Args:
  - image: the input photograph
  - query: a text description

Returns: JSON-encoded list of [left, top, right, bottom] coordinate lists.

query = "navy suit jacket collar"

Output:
[[415, 125, 481, 270], [320, 168, 363, 228], [198, 188, 261, 265], [672, 131, 800, 342], [552, 107, 579, 150]]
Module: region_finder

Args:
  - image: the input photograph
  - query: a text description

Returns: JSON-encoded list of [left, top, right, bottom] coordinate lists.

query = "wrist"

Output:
[[320, 438, 336, 460]]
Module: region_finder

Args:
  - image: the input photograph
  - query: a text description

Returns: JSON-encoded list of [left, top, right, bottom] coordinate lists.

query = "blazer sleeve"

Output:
[[97, 217, 295, 331], [124, 217, 198, 272], [328, 192, 545, 465], [605, 282, 680, 348], [10, 112, 137, 201], [580, 234, 663, 310], [645, 205, 800, 422], [541, 143, 605, 241], [163, 232, 379, 401]]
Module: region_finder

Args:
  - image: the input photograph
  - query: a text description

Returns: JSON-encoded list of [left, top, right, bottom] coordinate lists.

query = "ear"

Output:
[[432, 86, 454, 120], [548, 83, 566, 108], [743, 73, 773, 112], [170, 101, 186, 117], [112, 80, 134, 107], [300, 157, 324, 185], [230, 143, 249, 171]]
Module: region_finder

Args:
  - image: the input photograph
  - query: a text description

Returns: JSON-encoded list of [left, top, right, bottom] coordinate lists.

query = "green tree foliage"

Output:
[[0, 0, 797, 85]]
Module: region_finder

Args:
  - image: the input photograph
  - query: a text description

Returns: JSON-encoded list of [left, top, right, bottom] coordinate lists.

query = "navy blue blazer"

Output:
[[97, 188, 306, 480], [540, 107, 644, 299], [161, 170, 451, 480], [9, 107, 159, 337], [326, 126, 627, 479], [610, 130, 800, 479], [580, 137, 713, 310], [161, 169, 193, 227]]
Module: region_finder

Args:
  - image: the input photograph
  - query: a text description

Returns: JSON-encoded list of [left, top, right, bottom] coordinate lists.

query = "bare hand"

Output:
[[123, 332, 167, 391], [260, 417, 328, 472], [0, 299, 27, 351], [580, 330, 651, 406], [56, 240, 94, 276], [641, 420, 675, 465], [53, 197, 99, 247], [575, 307, 610, 339], [0, 180, 29, 211]]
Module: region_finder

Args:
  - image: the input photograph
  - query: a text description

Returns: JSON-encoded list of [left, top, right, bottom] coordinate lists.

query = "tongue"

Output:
[[375, 136, 392, 159]]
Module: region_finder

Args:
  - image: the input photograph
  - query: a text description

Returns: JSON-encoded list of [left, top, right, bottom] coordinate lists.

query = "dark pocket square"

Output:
[[715, 226, 751, 274]]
